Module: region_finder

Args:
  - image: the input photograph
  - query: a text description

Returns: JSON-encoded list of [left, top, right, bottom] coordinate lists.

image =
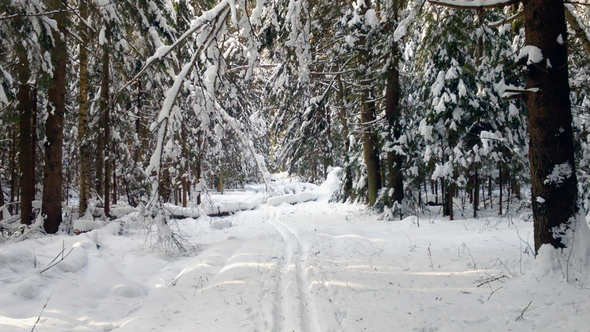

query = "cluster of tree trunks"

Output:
[[1, 0, 582, 259]]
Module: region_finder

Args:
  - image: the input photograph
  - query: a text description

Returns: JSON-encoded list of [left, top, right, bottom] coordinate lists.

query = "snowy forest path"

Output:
[[269, 210, 321, 332], [9, 199, 590, 332]]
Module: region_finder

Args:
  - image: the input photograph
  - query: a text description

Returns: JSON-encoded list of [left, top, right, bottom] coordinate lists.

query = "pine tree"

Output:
[[429, 0, 580, 252], [41, 0, 68, 233]]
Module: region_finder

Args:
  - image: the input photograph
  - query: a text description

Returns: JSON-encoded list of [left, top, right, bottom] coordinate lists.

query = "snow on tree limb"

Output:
[[428, 0, 519, 9], [118, 1, 233, 94], [211, 100, 273, 193], [0, 64, 11, 105], [488, 11, 522, 28], [394, 0, 426, 42], [145, 7, 231, 209], [565, 4, 590, 58]]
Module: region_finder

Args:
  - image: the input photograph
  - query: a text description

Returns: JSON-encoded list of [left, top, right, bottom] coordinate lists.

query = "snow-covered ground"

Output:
[[1, 173, 590, 331]]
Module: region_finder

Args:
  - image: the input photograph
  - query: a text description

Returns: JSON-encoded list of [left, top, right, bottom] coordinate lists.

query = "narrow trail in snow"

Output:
[[270, 211, 321, 332]]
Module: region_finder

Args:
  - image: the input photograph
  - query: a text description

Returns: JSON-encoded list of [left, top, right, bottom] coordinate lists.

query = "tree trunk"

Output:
[[422, 175, 427, 204], [434, 179, 438, 205], [180, 124, 188, 208], [473, 167, 479, 218], [112, 159, 117, 205], [498, 164, 503, 216], [17, 43, 35, 225], [100, 28, 111, 217], [512, 178, 521, 200], [161, 168, 171, 202], [357, 4, 381, 206], [454, 181, 455, 220], [182, 177, 188, 207], [196, 132, 203, 205], [442, 179, 448, 216], [337, 75, 353, 200], [468, 177, 473, 204], [78, 0, 91, 217], [196, 171, 202, 206], [323, 106, 333, 179], [217, 171, 224, 194], [32, 88, 37, 196], [10, 124, 18, 216], [489, 176, 493, 209], [476, 9, 484, 65], [361, 89, 382, 206], [0, 167, 3, 220], [96, 132, 104, 198], [524, 0, 578, 253], [385, 32, 404, 209], [135, 81, 143, 163], [174, 183, 178, 205], [507, 168, 511, 212], [42, 0, 67, 233], [442, 179, 454, 219]]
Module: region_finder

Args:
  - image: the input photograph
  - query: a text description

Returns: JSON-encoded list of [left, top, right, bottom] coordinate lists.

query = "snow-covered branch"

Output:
[[565, 4, 590, 57], [118, 0, 233, 94], [145, 7, 231, 208], [428, 0, 519, 9]]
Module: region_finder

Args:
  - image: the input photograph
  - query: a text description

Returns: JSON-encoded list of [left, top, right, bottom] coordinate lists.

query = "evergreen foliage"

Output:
[[0, 0, 588, 253]]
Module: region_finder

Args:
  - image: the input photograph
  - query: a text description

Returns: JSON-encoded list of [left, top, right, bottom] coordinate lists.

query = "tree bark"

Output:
[[357, 4, 382, 206], [512, 178, 521, 200], [0, 166, 3, 220], [42, 0, 67, 233], [488, 176, 493, 209], [434, 179, 438, 205], [473, 167, 479, 218], [217, 171, 224, 194], [443, 180, 454, 220], [78, 0, 91, 217], [101, 36, 111, 217], [196, 132, 203, 205], [449, 183, 454, 220], [385, 32, 404, 209], [112, 159, 117, 205], [361, 89, 382, 206], [17, 43, 35, 225], [10, 124, 18, 216], [337, 75, 354, 200], [498, 164, 503, 216], [524, 0, 578, 253], [182, 177, 188, 207]]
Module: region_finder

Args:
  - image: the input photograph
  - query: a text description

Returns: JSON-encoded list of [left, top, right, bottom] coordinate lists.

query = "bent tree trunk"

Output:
[[42, 0, 68, 233], [524, 0, 578, 253]]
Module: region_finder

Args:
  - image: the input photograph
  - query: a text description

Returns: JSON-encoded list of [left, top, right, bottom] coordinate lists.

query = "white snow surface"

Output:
[[518, 45, 544, 65], [2, 173, 590, 331]]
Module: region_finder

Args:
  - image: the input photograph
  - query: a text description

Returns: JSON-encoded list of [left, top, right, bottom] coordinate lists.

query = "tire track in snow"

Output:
[[270, 211, 321, 332]]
